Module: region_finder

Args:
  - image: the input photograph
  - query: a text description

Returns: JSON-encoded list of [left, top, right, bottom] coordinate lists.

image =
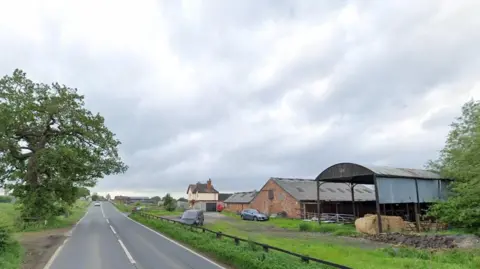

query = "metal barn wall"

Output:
[[376, 177, 449, 204], [416, 179, 440, 203], [376, 177, 417, 204]]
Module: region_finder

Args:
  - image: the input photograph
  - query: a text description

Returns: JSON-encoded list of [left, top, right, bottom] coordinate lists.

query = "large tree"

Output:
[[0, 69, 127, 219], [427, 99, 480, 233]]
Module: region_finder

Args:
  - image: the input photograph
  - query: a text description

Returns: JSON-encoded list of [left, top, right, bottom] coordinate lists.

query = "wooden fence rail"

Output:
[[135, 211, 352, 269]]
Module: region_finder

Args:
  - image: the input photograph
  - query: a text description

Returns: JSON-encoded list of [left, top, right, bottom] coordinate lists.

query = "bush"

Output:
[[298, 222, 312, 232], [0, 214, 14, 252]]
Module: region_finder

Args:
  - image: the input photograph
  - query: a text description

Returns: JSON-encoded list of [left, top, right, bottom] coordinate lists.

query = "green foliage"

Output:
[[0, 69, 127, 219], [151, 196, 161, 203], [0, 195, 12, 203], [163, 193, 176, 212], [131, 214, 329, 269], [74, 187, 90, 199], [177, 197, 188, 202], [91, 193, 99, 201], [427, 100, 480, 232], [0, 241, 23, 269]]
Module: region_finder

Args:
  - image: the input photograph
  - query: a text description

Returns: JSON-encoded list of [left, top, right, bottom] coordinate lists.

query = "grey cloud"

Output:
[[0, 1, 478, 197]]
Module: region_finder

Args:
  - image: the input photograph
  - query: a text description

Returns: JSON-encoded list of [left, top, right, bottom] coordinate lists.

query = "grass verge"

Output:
[[131, 213, 339, 269], [0, 241, 23, 269], [207, 221, 480, 269]]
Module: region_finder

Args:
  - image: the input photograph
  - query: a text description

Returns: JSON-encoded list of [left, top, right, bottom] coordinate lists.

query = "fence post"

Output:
[[234, 238, 240, 245], [262, 245, 269, 252], [216, 232, 222, 239]]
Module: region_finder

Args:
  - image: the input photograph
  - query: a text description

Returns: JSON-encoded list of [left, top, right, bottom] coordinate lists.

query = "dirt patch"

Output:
[[364, 233, 480, 249], [18, 228, 70, 269]]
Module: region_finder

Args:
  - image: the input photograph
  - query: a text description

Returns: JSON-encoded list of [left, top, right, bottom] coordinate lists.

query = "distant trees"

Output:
[[0, 70, 127, 219], [427, 100, 480, 233], [151, 196, 161, 203], [91, 193, 99, 201], [162, 193, 176, 211], [177, 197, 187, 202]]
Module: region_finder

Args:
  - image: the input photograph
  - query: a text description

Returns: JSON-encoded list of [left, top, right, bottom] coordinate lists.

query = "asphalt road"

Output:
[[47, 202, 225, 269]]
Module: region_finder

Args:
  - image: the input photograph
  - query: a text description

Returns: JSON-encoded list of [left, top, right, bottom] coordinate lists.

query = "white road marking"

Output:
[[43, 206, 90, 269], [110, 203, 226, 269], [106, 218, 110, 224], [118, 239, 136, 264], [101, 203, 106, 218], [110, 225, 117, 234]]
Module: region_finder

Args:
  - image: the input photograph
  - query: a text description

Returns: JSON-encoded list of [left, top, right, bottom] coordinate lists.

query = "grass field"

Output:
[[207, 218, 480, 269]]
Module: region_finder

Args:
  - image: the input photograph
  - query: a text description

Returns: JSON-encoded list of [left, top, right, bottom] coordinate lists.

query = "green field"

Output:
[[207, 217, 480, 269]]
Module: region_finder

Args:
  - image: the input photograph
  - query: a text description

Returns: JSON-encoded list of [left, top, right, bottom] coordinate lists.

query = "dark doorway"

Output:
[[206, 203, 217, 212]]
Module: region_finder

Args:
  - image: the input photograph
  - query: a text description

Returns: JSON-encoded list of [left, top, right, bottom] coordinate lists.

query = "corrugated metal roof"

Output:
[[224, 191, 257, 204], [362, 165, 442, 179], [272, 178, 375, 202]]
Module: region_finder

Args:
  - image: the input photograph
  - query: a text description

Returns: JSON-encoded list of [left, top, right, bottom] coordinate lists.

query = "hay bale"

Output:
[[355, 215, 406, 234]]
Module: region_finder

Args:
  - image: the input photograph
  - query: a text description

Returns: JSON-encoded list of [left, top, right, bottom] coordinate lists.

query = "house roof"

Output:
[[224, 191, 257, 204], [271, 178, 375, 202], [187, 183, 219, 194], [218, 193, 233, 201]]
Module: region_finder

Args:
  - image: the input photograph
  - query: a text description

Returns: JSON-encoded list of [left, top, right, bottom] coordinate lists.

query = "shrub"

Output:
[[299, 222, 312, 232], [0, 214, 13, 251]]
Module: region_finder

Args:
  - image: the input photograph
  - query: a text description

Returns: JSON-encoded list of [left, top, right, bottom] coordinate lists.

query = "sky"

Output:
[[0, 0, 479, 199]]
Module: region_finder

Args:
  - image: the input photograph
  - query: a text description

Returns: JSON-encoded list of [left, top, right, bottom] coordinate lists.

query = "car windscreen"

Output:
[[182, 211, 198, 219], [249, 209, 259, 214]]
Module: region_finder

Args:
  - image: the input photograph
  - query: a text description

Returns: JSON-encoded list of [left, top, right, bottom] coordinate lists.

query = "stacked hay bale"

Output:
[[355, 214, 406, 234]]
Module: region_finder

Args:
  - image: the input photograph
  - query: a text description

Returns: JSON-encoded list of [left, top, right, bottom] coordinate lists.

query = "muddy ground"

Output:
[[17, 228, 70, 269]]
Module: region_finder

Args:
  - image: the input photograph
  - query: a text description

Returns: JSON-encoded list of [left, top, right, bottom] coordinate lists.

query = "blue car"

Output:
[[240, 209, 269, 221]]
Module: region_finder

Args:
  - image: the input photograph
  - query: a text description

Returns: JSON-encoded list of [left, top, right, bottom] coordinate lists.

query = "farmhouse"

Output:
[[250, 177, 376, 219], [223, 191, 257, 213], [187, 179, 219, 212]]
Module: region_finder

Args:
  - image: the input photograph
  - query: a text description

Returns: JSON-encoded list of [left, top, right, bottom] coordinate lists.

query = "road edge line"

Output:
[[111, 204, 226, 269], [43, 205, 90, 269]]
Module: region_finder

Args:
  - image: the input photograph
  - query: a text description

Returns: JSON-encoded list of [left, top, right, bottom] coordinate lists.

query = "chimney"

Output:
[[207, 178, 212, 190]]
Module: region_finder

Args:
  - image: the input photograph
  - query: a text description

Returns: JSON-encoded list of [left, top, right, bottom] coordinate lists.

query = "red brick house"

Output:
[[249, 178, 376, 219], [223, 191, 257, 213]]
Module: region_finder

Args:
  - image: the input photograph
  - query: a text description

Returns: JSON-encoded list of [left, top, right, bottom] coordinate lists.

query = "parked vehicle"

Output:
[[240, 209, 269, 221], [179, 209, 204, 226]]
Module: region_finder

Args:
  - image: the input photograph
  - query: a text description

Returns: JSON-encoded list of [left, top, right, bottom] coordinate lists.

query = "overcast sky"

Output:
[[1, 0, 479, 198]]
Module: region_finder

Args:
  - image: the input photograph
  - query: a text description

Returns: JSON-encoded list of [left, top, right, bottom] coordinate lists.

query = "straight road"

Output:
[[47, 202, 225, 269]]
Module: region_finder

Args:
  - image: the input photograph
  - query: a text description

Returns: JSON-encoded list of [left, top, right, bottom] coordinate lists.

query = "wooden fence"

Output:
[[135, 211, 352, 269]]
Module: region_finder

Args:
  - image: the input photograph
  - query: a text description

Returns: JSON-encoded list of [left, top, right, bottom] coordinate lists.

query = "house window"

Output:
[[268, 190, 274, 200]]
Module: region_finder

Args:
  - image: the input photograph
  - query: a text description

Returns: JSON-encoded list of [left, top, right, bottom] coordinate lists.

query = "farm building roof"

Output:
[[224, 191, 257, 204], [316, 162, 448, 184], [271, 178, 375, 202], [218, 193, 233, 201]]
